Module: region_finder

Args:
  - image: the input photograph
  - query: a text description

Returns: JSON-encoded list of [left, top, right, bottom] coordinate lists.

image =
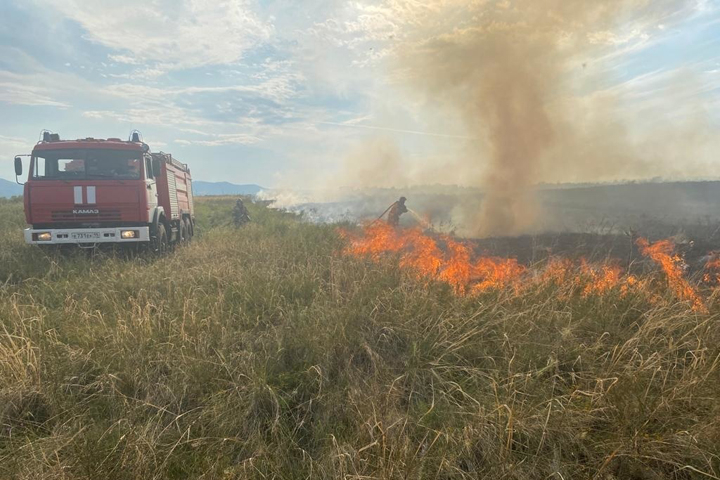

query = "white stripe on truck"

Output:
[[74, 186, 83, 204]]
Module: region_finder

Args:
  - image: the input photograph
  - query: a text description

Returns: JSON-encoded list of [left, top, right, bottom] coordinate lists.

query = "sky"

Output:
[[0, 0, 719, 187]]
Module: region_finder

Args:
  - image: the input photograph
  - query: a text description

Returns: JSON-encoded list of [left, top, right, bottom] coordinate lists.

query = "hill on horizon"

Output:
[[0, 178, 22, 198]]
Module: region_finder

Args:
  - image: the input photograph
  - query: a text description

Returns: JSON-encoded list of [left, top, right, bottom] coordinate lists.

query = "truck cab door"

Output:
[[145, 155, 159, 220]]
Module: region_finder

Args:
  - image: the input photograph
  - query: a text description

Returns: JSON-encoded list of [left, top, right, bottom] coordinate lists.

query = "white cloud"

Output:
[[103, 74, 300, 104], [82, 107, 219, 129], [175, 132, 261, 146], [0, 81, 70, 107], [107, 54, 142, 65], [0, 48, 99, 108], [35, 0, 273, 70], [82, 55, 308, 146], [0, 134, 32, 152], [82, 105, 274, 144]]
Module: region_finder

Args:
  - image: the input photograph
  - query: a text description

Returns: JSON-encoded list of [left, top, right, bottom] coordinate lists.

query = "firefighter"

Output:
[[386, 196, 408, 227], [233, 199, 251, 227]]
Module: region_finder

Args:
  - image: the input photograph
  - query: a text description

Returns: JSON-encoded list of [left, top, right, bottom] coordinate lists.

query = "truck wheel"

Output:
[[183, 218, 193, 241], [154, 223, 169, 254], [179, 219, 188, 244]]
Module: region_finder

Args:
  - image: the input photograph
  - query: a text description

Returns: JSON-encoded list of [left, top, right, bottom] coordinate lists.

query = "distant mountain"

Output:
[[0, 178, 22, 198], [192, 181, 264, 196]]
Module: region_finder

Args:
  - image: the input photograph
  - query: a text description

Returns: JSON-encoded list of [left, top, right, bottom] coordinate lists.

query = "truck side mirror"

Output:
[[14, 156, 22, 176], [152, 158, 161, 175]]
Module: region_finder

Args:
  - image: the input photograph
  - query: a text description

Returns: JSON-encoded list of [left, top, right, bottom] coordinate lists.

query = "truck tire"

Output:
[[154, 223, 169, 254], [183, 217, 193, 241], [179, 219, 188, 244]]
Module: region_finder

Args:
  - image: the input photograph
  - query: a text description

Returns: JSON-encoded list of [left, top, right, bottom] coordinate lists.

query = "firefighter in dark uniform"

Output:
[[233, 199, 251, 227], [386, 196, 408, 227]]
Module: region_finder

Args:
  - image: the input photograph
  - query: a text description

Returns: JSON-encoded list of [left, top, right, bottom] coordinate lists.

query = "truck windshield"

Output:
[[32, 149, 142, 180]]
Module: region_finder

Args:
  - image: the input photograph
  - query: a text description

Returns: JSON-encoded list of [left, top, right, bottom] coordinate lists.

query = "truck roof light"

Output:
[[40, 130, 60, 142]]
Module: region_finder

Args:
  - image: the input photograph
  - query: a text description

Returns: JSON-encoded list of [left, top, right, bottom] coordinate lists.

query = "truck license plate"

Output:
[[71, 232, 101, 240]]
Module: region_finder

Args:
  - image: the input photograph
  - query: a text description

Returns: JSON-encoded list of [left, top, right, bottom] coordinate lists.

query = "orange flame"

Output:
[[580, 259, 623, 297], [473, 256, 526, 293], [636, 238, 706, 312], [702, 254, 720, 285], [341, 224, 711, 312], [540, 258, 573, 285], [437, 237, 474, 294], [344, 222, 405, 258], [399, 229, 444, 278], [343, 223, 525, 294]]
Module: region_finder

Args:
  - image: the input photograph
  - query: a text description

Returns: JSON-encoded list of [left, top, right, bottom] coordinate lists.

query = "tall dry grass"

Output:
[[0, 196, 718, 479]]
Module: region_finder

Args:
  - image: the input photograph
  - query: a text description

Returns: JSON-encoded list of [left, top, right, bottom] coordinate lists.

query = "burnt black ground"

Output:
[[466, 230, 720, 277]]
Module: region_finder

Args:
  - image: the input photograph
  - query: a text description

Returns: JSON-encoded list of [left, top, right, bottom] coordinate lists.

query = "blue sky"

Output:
[[1, 0, 718, 187]]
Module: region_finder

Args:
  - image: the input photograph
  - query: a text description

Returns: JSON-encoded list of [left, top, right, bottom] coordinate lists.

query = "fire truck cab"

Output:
[[14, 131, 195, 251]]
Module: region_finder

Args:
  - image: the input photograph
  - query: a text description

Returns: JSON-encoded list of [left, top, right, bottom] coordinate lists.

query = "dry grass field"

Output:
[[1, 195, 719, 479]]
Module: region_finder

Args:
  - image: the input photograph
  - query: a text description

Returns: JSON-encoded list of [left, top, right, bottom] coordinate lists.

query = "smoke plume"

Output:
[[396, 0, 694, 236], [337, 137, 410, 189]]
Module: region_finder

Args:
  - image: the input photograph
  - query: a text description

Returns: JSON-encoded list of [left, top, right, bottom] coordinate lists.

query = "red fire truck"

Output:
[[14, 131, 195, 251]]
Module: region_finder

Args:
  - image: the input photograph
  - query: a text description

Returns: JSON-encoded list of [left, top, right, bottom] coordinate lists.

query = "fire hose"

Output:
[[372, 202, 397, 225]]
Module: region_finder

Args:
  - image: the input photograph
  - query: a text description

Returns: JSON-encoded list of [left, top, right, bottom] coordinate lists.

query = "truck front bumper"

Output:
[[24, 227, 151, 245]]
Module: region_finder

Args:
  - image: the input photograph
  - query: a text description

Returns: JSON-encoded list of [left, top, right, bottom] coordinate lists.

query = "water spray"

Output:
[[408, 208, 433, 230]]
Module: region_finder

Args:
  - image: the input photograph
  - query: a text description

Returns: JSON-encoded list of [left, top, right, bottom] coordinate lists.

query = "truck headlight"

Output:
[[121, 230, 138, 239], [35, 232, 52, 241]]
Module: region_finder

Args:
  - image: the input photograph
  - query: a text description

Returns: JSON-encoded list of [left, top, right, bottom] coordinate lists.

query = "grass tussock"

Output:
[[0, 195, 719, 479]]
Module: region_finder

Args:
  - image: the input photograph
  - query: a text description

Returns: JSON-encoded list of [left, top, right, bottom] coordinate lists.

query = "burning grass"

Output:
[[0, 198, 719, 479], [341, 222, 715, 312], [636, 237, 706, 311]]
